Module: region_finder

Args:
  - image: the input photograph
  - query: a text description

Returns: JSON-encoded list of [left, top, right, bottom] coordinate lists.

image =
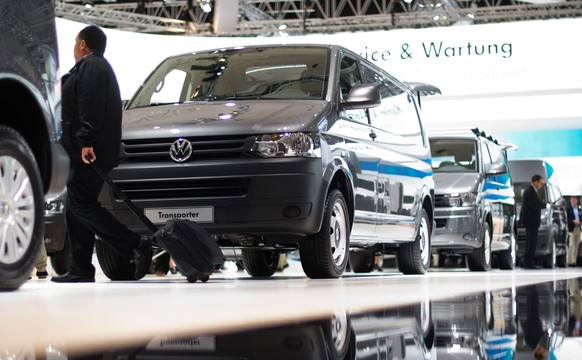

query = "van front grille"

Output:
[[114, 178, 251, 201], [121, 135, 255, 162]]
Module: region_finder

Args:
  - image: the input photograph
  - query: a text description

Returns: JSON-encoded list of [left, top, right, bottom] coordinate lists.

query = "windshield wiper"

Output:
[[149, 102, 178, 107]]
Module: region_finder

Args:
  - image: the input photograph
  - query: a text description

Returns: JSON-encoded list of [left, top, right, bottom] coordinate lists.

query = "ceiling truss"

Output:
[[55, 0, 582, 35]]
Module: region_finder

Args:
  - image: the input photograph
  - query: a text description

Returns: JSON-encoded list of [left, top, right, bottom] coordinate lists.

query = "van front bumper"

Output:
[[432, 206, 480, 250], [100, 157, 327, 241]]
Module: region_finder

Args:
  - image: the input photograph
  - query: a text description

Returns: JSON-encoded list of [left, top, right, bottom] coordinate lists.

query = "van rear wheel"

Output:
[[300, 190, 349, 279], [349, 249, 375, 273], [96, 239, 150, 280], [240, 249, 279, 277]]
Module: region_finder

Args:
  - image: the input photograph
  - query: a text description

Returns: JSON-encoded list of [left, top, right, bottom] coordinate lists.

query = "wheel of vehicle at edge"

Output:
[[348, 249, 375, 273], [95, 239, 151, 280], [300, 189, 349, 279], [497, 224, 516, 270], [240, 249, 279, 277], [468, 222, 492, 271], [0, 127, 44, 290], [396, 208, 431, 274]]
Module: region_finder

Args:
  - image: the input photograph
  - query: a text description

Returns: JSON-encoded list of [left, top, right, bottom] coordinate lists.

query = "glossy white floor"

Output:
[[3, 259, 582, 357]]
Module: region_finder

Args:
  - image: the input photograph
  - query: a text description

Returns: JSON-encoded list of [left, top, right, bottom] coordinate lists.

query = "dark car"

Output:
[[96, 44, 439, 279], [0, 0, 70, 290], [429, 128, 517, 271], [509, 159, 568, 268]]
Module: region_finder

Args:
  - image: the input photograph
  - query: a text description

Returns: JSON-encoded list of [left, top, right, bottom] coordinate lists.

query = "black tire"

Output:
[[322, 310, 352, 360], [543, 239, 556, 269], [468, 223, 492, 271], [348, 249, 374, 273], [0, 127, 44, 291], [240, 249, 279, 277], [556, 254, 568, 268], [498, 225, 516, 270], [300, 189, 350, 279], [96, 239, 150, 280], [50, 232, 71, 275], [397, 208, 431, 275]]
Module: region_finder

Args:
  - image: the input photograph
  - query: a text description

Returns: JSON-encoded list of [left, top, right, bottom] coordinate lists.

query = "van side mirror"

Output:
[[486, 162, 507, 176], [341, 84, 381, 110]]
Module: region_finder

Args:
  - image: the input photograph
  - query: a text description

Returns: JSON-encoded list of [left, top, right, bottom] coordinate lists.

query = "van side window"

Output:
[[482, 142, 493, 170], [361, 63, 423, 146], [338, 54, 368, 125], [488, 143, 505, 165], [339, 55, 361, 101]]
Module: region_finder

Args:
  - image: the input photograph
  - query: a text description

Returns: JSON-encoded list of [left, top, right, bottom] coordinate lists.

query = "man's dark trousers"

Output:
[[524, 224, 539, 267], [65, 162, 140, 278]]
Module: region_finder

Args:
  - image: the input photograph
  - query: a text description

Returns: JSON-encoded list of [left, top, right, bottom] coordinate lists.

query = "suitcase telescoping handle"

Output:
[[88, 161, 159, 234]]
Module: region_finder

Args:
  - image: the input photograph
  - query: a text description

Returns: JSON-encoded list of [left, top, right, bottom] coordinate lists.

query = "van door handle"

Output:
[[369, 131, 377, 141]]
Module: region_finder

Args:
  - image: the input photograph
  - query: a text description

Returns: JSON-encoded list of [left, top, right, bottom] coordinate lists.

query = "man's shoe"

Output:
[[36, 271, 49, 279], [51, 273, 95, 283], [132, 235, 153, 279]]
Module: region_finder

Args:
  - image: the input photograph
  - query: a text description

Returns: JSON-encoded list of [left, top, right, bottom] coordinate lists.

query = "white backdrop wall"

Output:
[[55, 18, 582, 195]]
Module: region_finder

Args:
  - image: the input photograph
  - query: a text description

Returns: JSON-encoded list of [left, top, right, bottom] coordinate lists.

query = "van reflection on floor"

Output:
[[69, 303, 435, 360], [10, 279, 582, 359], [434, 288, 517, 360]]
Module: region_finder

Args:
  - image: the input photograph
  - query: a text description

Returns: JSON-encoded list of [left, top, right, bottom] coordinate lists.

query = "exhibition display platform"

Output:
[[3, 260, 582, 359]]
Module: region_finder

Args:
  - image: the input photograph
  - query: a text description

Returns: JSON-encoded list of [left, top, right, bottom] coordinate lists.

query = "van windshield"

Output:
[[514, 182, 548, 203], [128, 46, 330, 109], [429, 139, 479, 173]]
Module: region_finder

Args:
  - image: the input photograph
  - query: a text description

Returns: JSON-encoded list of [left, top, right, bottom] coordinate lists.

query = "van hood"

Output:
[[122, 100, 329, 139], [433, 172, 480, 195]]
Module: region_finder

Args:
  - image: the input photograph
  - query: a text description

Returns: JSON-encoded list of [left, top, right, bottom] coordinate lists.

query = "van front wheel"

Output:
[[300, 190, 349, 279], [468, 224, 492, 271]]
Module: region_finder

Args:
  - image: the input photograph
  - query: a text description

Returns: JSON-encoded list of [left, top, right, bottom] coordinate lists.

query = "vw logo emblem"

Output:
[[170, 138, 193, 162]]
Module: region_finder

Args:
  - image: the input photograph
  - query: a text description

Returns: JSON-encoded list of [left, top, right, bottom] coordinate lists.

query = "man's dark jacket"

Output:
[[566, 202, 582, 232], [61, 53, 122, 167], [520, 185, 544, 229]]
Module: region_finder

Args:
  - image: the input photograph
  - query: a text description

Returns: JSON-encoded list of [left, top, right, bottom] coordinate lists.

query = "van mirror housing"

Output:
[[486, 162, 508, 176], [341, 84, 382, 110]]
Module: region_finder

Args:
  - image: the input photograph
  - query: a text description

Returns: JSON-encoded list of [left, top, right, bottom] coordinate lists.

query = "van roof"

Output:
[[508, 159, 554, 183], [428, 128, 518, 151]]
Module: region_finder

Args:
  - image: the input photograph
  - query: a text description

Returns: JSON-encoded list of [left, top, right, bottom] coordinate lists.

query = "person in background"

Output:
[[520, 174, 545, 269], [51, 25, 151, 283], [566, 195, 581, 266], [29, 243, 48, 280]]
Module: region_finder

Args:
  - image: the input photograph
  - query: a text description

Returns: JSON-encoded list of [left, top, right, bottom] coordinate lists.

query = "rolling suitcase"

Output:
[[90, 162, 224, 283]]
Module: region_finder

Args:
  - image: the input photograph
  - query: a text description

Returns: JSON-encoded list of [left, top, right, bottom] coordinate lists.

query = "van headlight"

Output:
[[252, 132, 320, 158], [444, 192, 477, 207]]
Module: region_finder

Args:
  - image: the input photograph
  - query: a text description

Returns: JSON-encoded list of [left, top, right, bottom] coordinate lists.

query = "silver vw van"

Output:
[[429, 129, 516, 271], [97, 44, 439, 279]]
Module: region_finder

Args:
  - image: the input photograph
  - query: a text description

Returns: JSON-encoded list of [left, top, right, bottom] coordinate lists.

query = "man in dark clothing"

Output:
[[52, 25, 151, 283], [520, 174, 545, 269], [566, 196, 582, 266]]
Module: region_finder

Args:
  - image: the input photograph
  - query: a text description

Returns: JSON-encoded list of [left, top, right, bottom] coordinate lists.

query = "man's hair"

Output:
[[78, 25, 107, 55], [531, 174, 543, 183]]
